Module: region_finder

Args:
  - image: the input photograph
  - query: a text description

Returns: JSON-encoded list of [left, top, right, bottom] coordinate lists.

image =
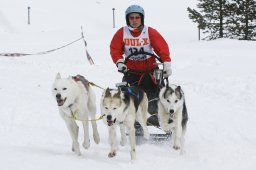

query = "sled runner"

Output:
[[116, 51, 171, 141]]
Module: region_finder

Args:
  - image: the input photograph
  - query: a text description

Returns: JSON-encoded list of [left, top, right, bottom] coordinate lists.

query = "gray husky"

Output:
[[158, 84, 188, 151], [100, 87, 149, 160]]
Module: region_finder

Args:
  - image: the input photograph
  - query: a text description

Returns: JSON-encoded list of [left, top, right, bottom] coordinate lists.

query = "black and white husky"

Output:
[[100, 87, 149, 160], [158, 84, 188, 151]]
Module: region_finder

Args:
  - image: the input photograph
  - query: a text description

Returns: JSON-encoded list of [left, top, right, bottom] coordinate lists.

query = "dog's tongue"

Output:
[[107, 120, 113, 126], [57, 98, 66, 106], [57, 99, 64, 106], [107, 118, 116, 126]]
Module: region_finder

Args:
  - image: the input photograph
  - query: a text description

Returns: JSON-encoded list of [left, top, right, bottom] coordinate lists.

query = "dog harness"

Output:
[[122, 86, 144, 112], [72, 75, 90, 90]]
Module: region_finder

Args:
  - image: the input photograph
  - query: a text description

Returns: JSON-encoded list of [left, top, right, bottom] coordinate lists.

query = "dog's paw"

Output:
[[164, 129, 172, 134], [72, 142, 81, 155], [75, 150, 82, 156], [173, 145, 181, 150], [93, 133, 100, 144], [82, 140, 90, 149], [72, 145, 81, 156], [173, 139, 181, 150], [131, 149, 136, 160], [108, 151, 116, 158]]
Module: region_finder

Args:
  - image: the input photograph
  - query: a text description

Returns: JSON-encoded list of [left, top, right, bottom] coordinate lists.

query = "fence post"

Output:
[[112, 8, 115, 28], [28, 6, 31, 25]]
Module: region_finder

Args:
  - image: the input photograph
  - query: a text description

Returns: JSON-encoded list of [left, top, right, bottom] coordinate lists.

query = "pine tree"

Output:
[[227, 0, 256, 40], [187, 7, 206, 29], [188, 0, 231, 40], [187, 7, 206, 40]]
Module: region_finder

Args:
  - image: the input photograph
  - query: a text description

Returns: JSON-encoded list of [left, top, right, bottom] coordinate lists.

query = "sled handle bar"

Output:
[[124, 51, 162, 64], [118, 52, 163, 74]]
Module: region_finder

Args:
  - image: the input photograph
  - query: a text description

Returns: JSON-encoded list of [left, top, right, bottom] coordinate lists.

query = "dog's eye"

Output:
[[54, 88, 57, 91], [113, 108, 117, 110], [175, 100, 178, 103], [63, 88, 67, 90], [105, 107, 108, 110], [167, 99, 170, 103]]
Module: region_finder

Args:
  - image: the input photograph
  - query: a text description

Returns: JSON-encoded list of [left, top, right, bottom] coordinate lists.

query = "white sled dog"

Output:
[[158, 84, 188, 151], [52, 73, 100, 156], [100, 87, 149, 160]]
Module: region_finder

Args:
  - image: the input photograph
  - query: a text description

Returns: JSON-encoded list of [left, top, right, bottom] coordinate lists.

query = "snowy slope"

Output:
[[1, 0, 256, 170]]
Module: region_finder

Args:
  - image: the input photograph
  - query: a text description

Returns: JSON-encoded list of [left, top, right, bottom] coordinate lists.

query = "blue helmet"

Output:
[[125, 5, 145, 26]]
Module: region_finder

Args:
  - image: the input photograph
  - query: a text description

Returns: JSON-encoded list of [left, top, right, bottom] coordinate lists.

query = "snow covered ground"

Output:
[[1, 0, 256, 170]]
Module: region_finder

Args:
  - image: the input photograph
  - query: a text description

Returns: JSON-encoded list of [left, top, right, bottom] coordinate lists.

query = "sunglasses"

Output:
[[129, 16, 141, 20]]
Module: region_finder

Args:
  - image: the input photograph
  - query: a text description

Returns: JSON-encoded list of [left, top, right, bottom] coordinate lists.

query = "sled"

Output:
[[116, 51, 171, 141]]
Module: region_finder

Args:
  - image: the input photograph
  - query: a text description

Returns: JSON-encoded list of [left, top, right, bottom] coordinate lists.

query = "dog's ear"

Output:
[[175, 86, 182, 99], [55, 73, 61, 80], [113, 89, 121, 98], [176, 86, 181, 91], [164, 86, 174, 99], [105, 88, 111, 97]]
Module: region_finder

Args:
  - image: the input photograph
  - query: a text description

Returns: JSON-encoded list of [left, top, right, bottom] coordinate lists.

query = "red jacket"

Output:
[[110, 26, 171, 72]]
